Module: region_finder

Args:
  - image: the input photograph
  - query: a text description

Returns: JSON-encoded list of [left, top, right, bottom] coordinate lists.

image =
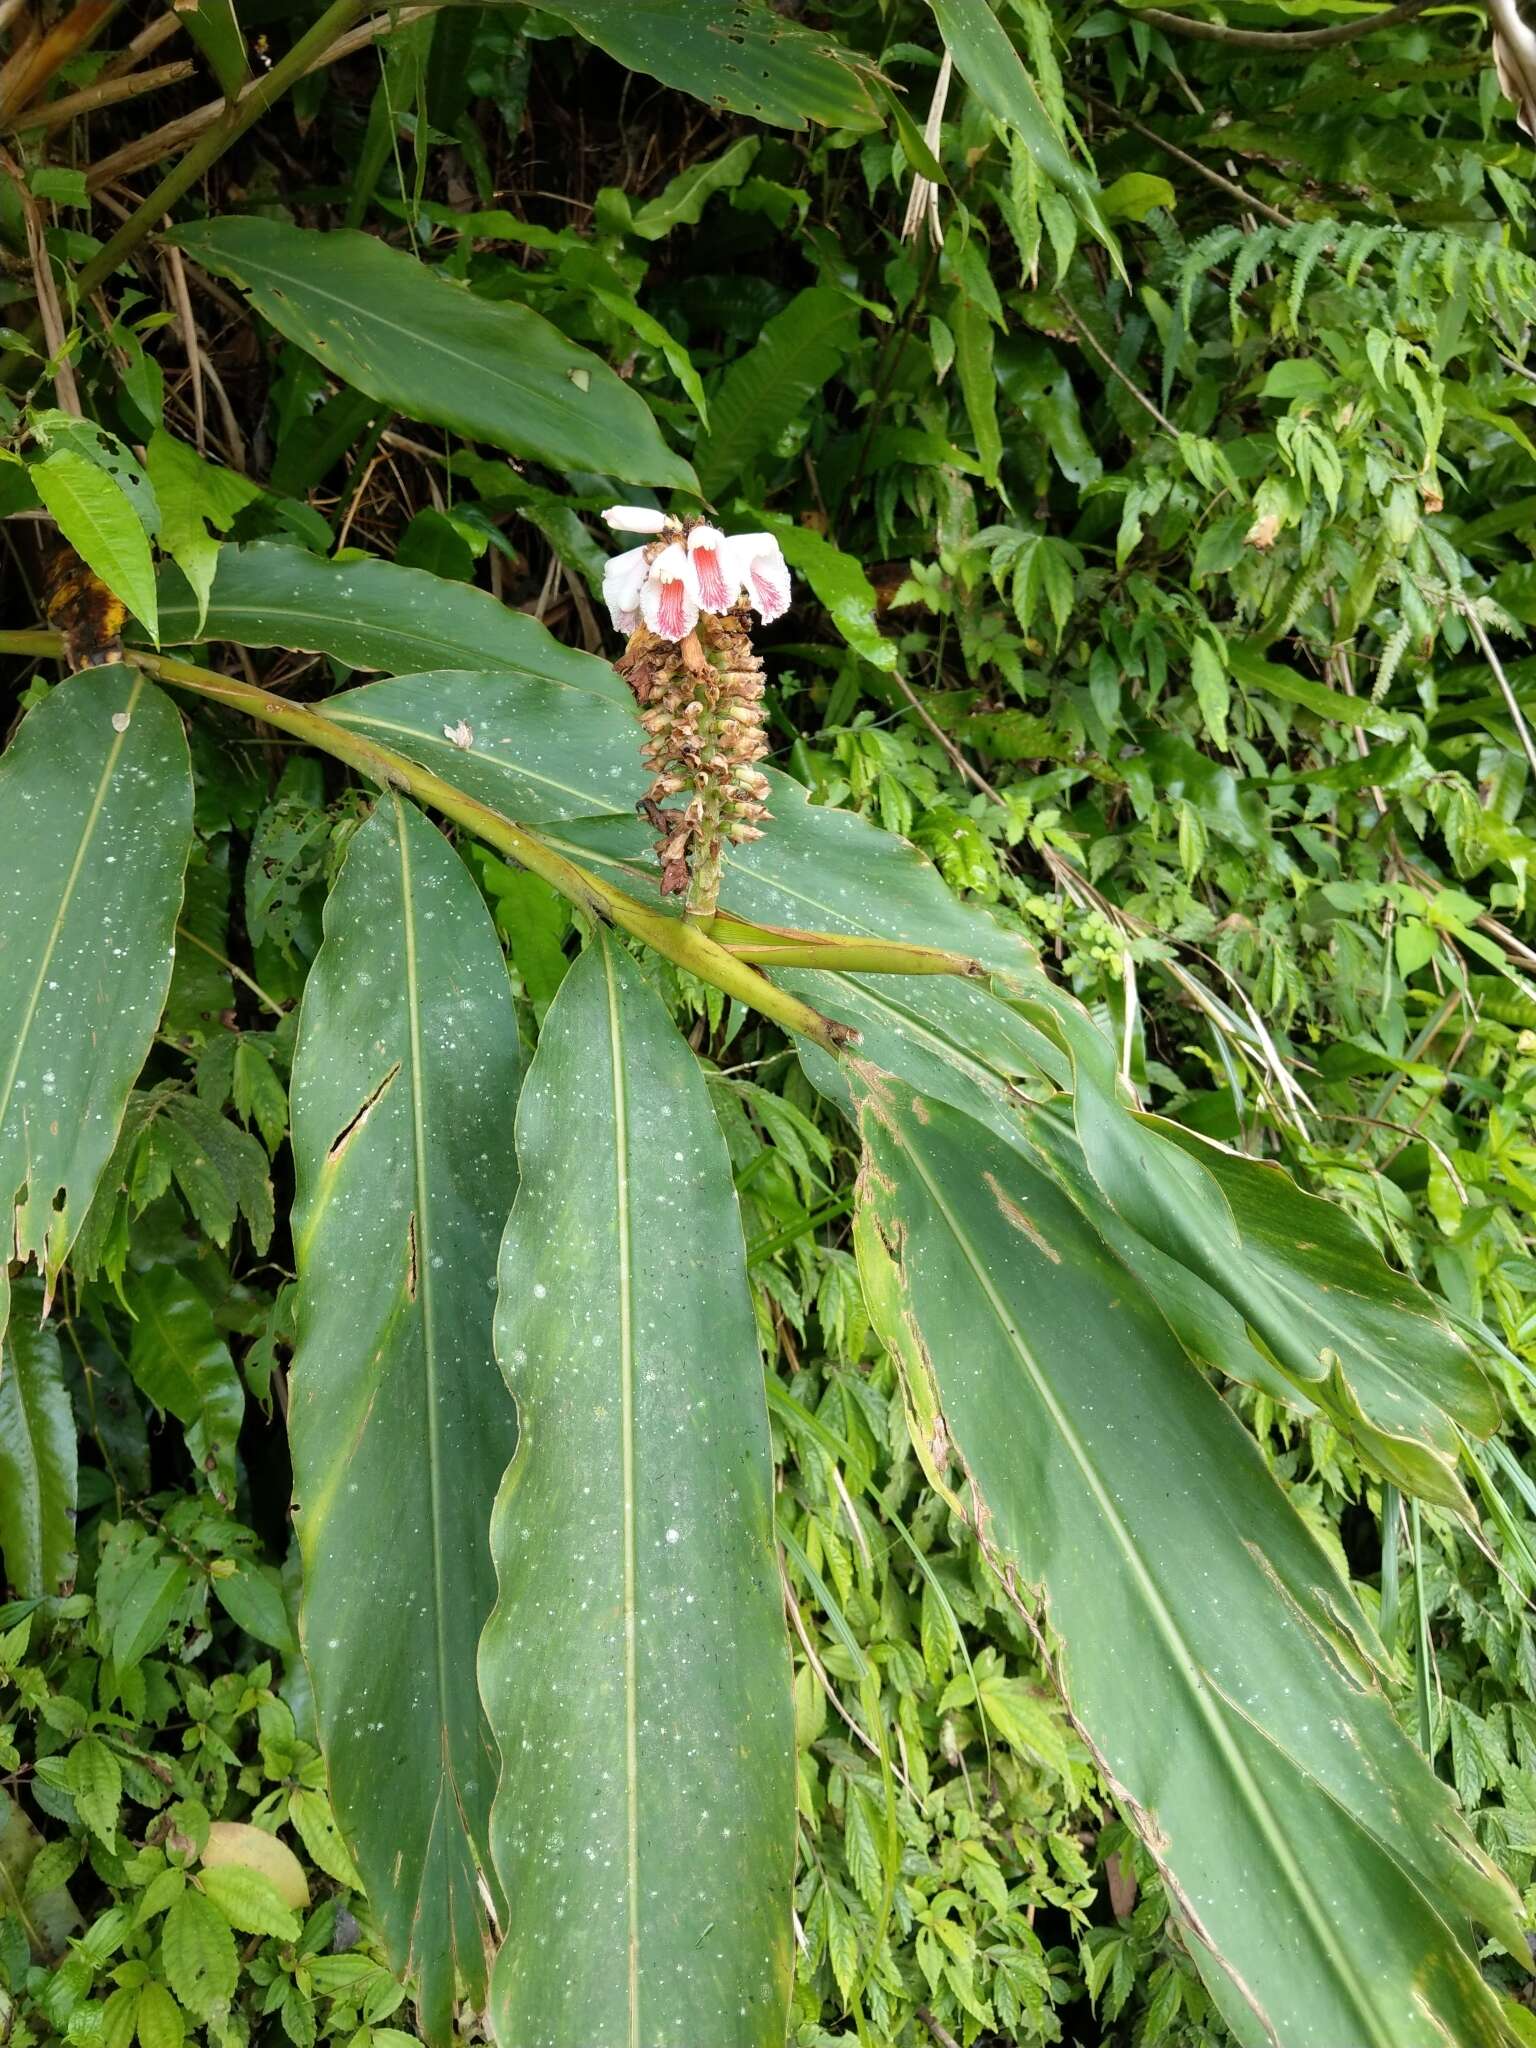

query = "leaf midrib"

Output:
[[394, 796, 457, 1839], [600, 938, 642, 2048]]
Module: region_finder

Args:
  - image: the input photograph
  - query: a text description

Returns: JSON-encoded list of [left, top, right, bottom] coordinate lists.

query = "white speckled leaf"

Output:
[[851, 1069, 1525, 2048], [479, 936, 794, 2048], [288, 793, 523, 2042], [326, 669, 644, 824], [0, 666, 192, 1339]]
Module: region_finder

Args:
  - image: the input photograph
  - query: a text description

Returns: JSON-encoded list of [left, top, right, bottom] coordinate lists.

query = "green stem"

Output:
[[0, 630, 854, 1055]]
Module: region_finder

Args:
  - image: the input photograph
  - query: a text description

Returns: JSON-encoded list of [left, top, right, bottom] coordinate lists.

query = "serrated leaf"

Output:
[[851, 1071, 1525, 2048], [199, 1864, 299, 1941], [289, 794, 522, 2044], [0, 1279, 76, 1598], [696, 287, 858, 499], [287, 1789, 361, 1891], [135, 1980, 186, 2048], [480, 936, 794, 2048], [95, 1522, 192, 1674], [0, 667, 192, 1340], [125, 1267, 244, 1510], [66, 1736, 121, 1849], [144, 432, 259, 641], [166, 220, 696, 492], [161, 1890, 237, 2020], [33, 450, 159, 642]]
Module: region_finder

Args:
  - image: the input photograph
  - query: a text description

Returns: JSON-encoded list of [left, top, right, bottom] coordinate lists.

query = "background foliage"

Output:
[[5, 0, 1536, 2042]]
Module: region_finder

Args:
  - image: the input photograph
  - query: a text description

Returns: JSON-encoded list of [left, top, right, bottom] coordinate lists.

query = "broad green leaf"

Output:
[[144, 432, 260, 640], [0, 668, 193, 1339], [1031, 997, 1497, 1509], [66, 1735, 121, 1849], [125, 1267, 245, 1510], [0, 1279, 76, 1598], [696, 287, 858, 499], [198, 1866, 299, 1942], [32, 448, 159, 641], [288, 793, 522, 2043], [851, 1073, 1525, 2048], [325, 668, 643, 823], [628, 135, 760, 237], [927, 0, 1112, 253], [94, 1521, 192, 1674], [752, 515, 894, 670], [161, 1890, 237, 2021], [134, 1981, 186, 2048], [166, 220, 697, 492], [156, 543, 626, 703], [479, 937, 793, 2048], [535, 0, 880, 131]]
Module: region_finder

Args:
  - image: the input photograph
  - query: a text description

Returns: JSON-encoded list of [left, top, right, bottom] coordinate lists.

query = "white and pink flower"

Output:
[[600, 506, 792, 640]]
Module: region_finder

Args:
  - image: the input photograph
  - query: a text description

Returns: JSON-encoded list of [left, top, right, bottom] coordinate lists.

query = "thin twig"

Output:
[[161, 242, 204, 452], [1457, 597, 1536, 784], [83, 2, 438, 190], [1085, 92, 1295, 230], [95, 8, 181, 83], [1057, 290, 1179, 436], [0, 142, 79, 412], [916, 2010, 963, 2048], [4, 55, 195, 134], [1122, 0, 1432, 49]]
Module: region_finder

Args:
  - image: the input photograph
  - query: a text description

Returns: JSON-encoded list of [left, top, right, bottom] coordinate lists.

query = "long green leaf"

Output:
[[534, 0, 881, 132], [1030, 995, 1497, 1509], [927, 0, 1112, 251], [157, 543, 627, 703], [696, 287, 859, 499], [479, 936, 793, 2048], [166, 220, 697, 493], [0, 667, 192, 1341], [288, 793, 523, 2042], [851, 1070, 1524, 2048], [0, 1280, 77, 1599]]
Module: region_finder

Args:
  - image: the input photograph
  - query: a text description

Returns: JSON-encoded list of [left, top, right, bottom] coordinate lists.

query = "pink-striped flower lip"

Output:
[[601, 509, 793, 641]]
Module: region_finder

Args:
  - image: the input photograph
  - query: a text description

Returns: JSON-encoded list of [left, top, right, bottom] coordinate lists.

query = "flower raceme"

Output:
[[601, 507, 792, 641]]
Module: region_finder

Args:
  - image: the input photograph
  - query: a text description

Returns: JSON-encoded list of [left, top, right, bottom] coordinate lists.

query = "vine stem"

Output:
[[0, 629, 858, 1054]]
